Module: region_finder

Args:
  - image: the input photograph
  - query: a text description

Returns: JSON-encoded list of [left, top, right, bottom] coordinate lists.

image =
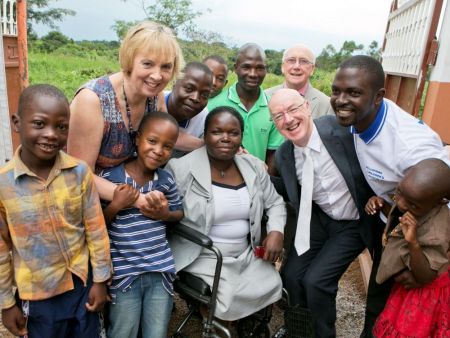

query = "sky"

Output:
[[34, 0, 395, 54]]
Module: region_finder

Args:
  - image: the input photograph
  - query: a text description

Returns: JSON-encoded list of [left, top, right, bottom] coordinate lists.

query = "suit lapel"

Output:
[[189, 147, 212, 198], [315, 119, 359, 204], [235, 156, 257, 199], [305, 86, 318, 116], [281, 142, 300, 209]]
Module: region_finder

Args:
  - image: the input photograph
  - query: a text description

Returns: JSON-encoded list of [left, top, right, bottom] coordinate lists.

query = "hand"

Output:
[[262, 231, 284, 263], [2, 304, 27, 336], [111, 184, 139, 210], [85, 282, 109, 312], [140, 191, 170, 220], [399, 211, 418, 244], [236, 146, 249, 155], [365, 196, 385, 215], [394, 270, 421, 289]]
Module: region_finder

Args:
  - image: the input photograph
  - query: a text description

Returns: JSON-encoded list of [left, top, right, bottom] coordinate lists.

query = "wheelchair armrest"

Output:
[[172, 223, 213, 248], [171, 223, 223, 327]]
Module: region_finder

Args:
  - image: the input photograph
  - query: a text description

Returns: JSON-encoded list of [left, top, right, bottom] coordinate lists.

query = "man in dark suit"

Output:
[[269, 89, 378, 338]]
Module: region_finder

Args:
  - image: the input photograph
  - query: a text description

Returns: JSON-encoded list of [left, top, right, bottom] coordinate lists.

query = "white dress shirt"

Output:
[[294, 124, 359, 220]]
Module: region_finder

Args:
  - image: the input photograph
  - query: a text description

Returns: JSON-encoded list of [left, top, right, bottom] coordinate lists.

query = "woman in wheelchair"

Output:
[[166, 106, 286, 321]]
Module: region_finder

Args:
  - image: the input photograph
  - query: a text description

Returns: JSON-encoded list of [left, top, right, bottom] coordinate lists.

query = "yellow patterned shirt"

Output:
[[0, 148, 112, 309]]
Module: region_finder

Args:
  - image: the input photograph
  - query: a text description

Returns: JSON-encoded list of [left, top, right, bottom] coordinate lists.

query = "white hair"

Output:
[[282, 44, 316, 64]]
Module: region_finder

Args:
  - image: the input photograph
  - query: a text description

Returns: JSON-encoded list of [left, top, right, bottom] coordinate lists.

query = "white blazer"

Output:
[[165, 146, 286, 271]]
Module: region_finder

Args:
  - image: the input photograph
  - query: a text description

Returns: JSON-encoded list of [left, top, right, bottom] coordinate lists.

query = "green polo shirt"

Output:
[[207, 83, 284, 161]]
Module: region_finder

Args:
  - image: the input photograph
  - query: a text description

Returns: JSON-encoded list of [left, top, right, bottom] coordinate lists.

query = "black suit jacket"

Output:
[[273, 115, 376, 251]]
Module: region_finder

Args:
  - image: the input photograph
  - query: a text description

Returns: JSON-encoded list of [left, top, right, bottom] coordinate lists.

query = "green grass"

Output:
[[29, 51, 334, 99], [29, 51, 119, 98]]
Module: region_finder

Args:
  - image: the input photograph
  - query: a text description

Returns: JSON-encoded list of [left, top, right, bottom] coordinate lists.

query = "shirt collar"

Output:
[[298, 82, 309, 96], [350, 99, 387, 144], [227, 83, 268, 107], [282, 82, 309, 96], [13, 146, 78, 180], [294, 124, 321, 153]]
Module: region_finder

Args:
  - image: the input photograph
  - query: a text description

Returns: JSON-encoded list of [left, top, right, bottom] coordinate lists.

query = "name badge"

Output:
[[366, 166, 385, 180]]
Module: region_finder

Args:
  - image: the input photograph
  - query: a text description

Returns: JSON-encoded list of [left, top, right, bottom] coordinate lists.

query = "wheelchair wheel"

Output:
[[237, 316, 271, 338]]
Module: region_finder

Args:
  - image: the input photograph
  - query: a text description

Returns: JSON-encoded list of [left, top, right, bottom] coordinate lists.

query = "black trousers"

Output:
[[360, 222, 393, 338], [281, 207, 366, 338]]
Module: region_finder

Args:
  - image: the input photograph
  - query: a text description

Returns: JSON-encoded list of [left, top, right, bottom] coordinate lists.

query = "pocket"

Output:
[[62, 195, 83, 226]]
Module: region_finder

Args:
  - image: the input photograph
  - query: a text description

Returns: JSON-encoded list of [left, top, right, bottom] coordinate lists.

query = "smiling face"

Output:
[[128, 51, 174, 98], [135, 118, 179, 172], [234, 51, 266, 92], [269, 89, 313, 147], [170, 67, 213, 121], [330, 67, 384, 132], [13, 95, 69, 169], [281, 45, 315, 90], [204, 59, 228, 98], [204, 112, 243, 161]]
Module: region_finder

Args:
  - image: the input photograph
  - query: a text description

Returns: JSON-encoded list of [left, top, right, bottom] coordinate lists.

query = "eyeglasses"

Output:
[[270, 101, 309, 124], [284, 57, 314, 67]]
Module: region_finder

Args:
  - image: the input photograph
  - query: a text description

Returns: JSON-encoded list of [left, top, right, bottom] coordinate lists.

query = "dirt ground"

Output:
[[167, 259, 366, 337], [0, 260, 365, 338]]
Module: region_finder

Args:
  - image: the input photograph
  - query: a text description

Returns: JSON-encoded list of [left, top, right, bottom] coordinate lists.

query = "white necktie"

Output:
[[295, 147, 314, 256]]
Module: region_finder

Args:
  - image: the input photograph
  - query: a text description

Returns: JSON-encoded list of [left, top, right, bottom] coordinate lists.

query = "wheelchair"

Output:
[[170, 224, 273, 338]]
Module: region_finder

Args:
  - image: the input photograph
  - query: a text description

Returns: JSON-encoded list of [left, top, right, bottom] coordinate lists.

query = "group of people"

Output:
[[0, 19, 448, 338]]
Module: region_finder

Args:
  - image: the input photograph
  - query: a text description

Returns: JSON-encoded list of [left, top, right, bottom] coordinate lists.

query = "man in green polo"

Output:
[[208, 43, 284, 173]]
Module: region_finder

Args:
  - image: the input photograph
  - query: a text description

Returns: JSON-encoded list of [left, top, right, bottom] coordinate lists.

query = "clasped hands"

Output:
[[114, 184, 170, 220]]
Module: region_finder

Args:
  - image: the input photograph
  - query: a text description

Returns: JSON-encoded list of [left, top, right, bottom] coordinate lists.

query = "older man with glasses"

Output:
[[269, 88, 379, 338], [266, 44, 333, 118]]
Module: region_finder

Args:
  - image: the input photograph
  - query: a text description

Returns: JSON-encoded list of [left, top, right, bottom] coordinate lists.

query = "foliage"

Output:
[[111, 20, 139, 40], [366, 40, 381, 60], [179, 40, 236, 68], [265, 49, 283, 75], [39, 30, 72, 52], [116, 0, 206, 40], [28, 47, 331, 99], [316, 40, 381, 72], [144, 0, 202, 37], [29, 50, 119, 98], [26, 0, 75, 36], [310, 69, 335, 96]]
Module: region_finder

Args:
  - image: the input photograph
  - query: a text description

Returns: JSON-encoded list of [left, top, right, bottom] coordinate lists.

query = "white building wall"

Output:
[[430, 1, 450, 82], [0, 23, 14, 164]]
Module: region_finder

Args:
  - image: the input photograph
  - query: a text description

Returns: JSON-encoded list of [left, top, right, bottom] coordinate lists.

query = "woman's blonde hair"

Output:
[[119, 21, 184, 81]]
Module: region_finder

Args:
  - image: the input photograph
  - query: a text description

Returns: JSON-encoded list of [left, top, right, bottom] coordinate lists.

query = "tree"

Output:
[[111, 20, 139, 40], [367, 40, 381, 60], [265, 49, 283, 75], [316, 41, 365, 72], [27, 0, 75, 36], [144, 0, 202, 37], [117, 0, 204, 38], [40, 30, 71, 52], [339, 40, 364, 60], [316, 44, 339, 71]]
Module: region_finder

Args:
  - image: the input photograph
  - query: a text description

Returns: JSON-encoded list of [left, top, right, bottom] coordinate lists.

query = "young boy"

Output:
[[0, 84, 112, 338], [99, 112, 183, 338], [203, 55, 229, 99]]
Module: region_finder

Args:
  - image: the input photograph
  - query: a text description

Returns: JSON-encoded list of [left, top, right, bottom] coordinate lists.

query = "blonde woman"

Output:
[[68, 21, 202, 207]]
